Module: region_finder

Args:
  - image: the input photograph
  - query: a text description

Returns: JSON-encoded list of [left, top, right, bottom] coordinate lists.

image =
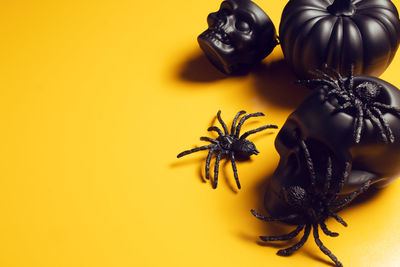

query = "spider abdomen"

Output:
[[231, 139, 259, 158]]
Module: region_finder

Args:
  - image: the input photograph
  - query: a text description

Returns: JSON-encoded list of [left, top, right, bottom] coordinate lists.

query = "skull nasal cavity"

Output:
[[302, 138, 335, 185]]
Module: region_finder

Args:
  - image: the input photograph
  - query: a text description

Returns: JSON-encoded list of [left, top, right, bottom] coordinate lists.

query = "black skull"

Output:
[[198, 0, 277, 74], [265, 75, 400, 221]]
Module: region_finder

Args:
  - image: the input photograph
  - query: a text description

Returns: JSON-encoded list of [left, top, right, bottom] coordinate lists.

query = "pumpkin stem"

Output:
[[327, 0, 355, 16]]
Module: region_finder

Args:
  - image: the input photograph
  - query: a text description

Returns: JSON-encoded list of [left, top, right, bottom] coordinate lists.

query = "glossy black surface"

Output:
[[198, 0, 277, 74], [265, 75, 400, 221], [279, 0, 400, 78]]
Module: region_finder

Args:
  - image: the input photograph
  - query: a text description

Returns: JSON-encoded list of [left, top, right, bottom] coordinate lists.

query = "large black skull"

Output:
[[198, 0, 277, 74], [265, 75, 400, 220]]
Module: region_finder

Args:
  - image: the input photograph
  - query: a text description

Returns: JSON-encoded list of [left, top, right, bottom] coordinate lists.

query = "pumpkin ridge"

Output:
[[362, 11, 399, 44], [281, 7, 325, 28], [341, 17, 364, 74], [355, 0, 399, 17], [282, 15, 327, 66], [357, 6, 399, 15], [280, 9, 328, 38], [285, 0, 329, 10], [301, 17, 337, 75], [352, 14, 393, 76], [356, 8, 400, 44], [291, 17, 330, 75], [325, 17, 341, 71], [338, 18, 347, 74], [349, 15, 370, 75], [325, 17, 343, 73], [356, 13, 397, 70], [338, 17, 354, 74]]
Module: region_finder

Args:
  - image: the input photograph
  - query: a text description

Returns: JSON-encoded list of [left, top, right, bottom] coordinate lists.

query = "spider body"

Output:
[[177, 110, 277, 189], [252, 139, 370, 267], [216, 135, 259, 157], [297, 65, 400, 144]]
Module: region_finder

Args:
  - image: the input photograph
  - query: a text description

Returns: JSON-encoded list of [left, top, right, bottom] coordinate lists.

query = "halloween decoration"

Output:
[[279, 0, 400, 78], [298, 65, 400, 144], [252, 140, 371, 266], [264, 72, 400, 224], [177, 110, 277, 189], [198, 0, 277, 74]]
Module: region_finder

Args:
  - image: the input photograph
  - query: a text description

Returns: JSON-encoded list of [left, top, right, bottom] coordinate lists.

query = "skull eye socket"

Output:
[[287, 152, 299, 174], [236, 20, 251, 32], [218, 8, 232, 17], [276, 120, 302, 151], [293, 127, 302, 139]]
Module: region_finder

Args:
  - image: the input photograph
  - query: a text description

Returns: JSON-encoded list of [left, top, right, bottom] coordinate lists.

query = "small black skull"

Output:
[[198, 0, 277, 74], [265, 75, 400, 221]]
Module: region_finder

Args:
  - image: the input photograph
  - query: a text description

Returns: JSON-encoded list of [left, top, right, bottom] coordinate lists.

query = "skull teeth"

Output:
[[203, 30, 231, 45]]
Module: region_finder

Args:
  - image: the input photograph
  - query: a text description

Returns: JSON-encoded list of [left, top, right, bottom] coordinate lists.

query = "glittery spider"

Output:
[[297, 65, 400, 144], [252, 139, 370, 267], [177, 110, 277, 189]]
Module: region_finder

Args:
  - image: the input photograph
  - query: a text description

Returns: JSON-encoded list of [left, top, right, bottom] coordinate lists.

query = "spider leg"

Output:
[[230, 153, 241, 189], [208, 126, 224, 136], [205, 148, 215, 180], [353, 103, 364, 144], [217, 110, 229, 135], [324, 65, 345, 89], [334, 180, 371, 210], [326, 88, 341, 95], [329, 211, 347, 227], [299, 139, 317, 187], [250, 209, 299, 222], [326, 90, 352, 103], [365, 109, 388, 143], [296, 78, 338, 89], [337, 92, 352, 102], [323, 156, 332, 194], [346, 64, 354, 90], [371, 106, 394, 143], [200, 136, 219, 144], [323, 88, 339, 102], [327, 88, 349, 98], [259, 225, 304, 242], [313, 224, 343, 267], [372, 102, 400, 116], [277, 224, 311, 256], [234, 112, 265, 138], [320, 222, 339, 237], [310, 68, 337, 84], [177, 144, 215, 158], [212, 153, 222, 189], [231, 110, 246, 135], [333, 161, 351, 197], [332, 101, 352, 115], [239, 124, 278, 140]]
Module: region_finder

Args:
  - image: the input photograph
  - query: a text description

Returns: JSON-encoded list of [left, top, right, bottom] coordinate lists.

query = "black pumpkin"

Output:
[[279, 0, 400, 78]]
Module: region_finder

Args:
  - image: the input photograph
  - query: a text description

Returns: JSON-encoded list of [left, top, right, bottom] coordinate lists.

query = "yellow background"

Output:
[[0, 1, 400, 266]]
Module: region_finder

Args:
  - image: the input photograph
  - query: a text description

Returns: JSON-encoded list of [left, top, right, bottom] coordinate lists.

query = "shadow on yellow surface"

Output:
[[179, 50, 228, 83], [251, 59, 310, 109]]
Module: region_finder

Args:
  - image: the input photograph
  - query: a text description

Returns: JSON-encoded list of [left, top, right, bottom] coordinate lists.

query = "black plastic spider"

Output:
[[177, 110, 277, 189], [251, 139, 370, 267], [297, 64, 400, 144]]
